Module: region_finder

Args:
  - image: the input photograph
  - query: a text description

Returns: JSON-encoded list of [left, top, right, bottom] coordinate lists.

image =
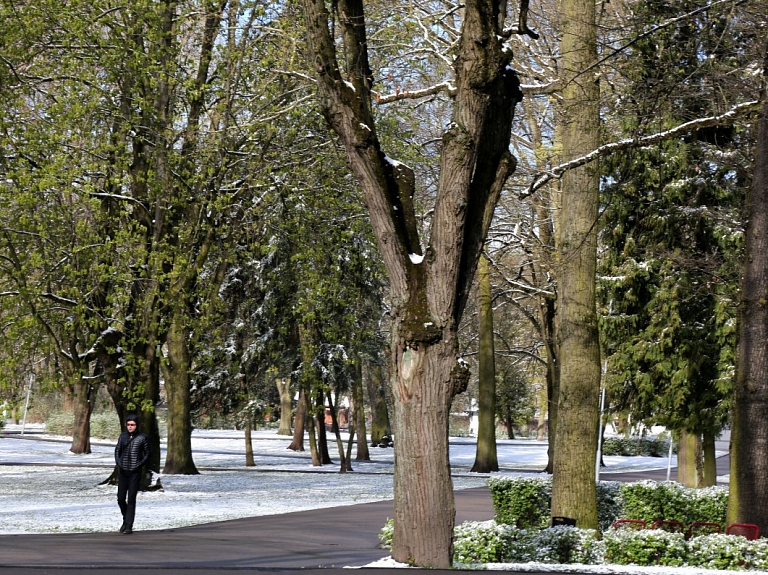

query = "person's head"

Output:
[[125, 414, 139, 432]]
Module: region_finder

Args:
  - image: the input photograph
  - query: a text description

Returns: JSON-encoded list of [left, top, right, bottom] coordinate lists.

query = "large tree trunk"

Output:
[[275, 377, 293, 436], [302, 0, 520, 565], [162, 311, 199, 475], [364, 362, 390, 445], [728, 36, 768, 533], [471, 254, 498, 472], [550, 0, 601, 529], [69, 376, 96, 454], [391, 330, 464, 567]]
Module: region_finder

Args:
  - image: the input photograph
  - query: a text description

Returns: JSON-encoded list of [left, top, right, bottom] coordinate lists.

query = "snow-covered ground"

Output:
[[0, 423, 686, 535], [2, 424, 745, 574]]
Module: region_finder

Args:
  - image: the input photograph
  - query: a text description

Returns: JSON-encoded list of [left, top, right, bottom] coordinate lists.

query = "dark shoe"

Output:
[[122, 527, 133, 535], [119, 524, 126, 533]]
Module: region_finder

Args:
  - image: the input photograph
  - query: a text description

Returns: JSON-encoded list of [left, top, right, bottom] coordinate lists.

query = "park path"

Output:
[[0, 445, 730, 575]]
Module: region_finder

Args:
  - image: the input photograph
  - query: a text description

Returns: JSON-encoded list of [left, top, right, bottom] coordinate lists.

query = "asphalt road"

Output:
[[0, 456, 731, 575]]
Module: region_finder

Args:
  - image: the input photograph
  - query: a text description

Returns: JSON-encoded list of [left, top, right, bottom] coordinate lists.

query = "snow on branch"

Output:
[[89, 192, 151, 216], [373, 81, 456, 105], [522, 99, 761, 198], [41, 292, 78, 306]]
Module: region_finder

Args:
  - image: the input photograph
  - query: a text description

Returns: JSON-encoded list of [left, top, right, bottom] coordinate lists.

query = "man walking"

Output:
[[115, 414, 150, 534]]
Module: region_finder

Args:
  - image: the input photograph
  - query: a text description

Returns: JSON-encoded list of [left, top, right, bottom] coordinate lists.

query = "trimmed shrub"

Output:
[[487, 476, 551, 528], [621, 480, 727, 525], [687, 534, 768, 571], [524, 526, 604, 564], [487, 476, 625, 532], [453, 520, 517, 564], [604, 528, 688, 566], [602, 435, 671, 457], [596, 481, 623, 532], [452, 521, 603, 566]]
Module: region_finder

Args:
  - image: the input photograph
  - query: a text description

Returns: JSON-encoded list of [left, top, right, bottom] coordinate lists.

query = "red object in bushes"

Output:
[[726, 523, 760, 540], [612, 519, 646, 530]]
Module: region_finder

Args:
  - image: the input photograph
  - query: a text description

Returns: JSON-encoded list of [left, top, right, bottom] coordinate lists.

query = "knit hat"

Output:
[[125, 414, 139, 425]]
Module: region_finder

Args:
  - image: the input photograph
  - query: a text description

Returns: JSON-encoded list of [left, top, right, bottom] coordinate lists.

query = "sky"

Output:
[[0, 423, 747, 574]]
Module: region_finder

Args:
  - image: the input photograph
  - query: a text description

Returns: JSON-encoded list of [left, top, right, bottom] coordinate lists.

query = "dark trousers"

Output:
[[117, 468, 142, 529]]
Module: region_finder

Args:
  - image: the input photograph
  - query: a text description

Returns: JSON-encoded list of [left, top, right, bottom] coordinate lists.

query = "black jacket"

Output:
[[115, 430, 150, 473]]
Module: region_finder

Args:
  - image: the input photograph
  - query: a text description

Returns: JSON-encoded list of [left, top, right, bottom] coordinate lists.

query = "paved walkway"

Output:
[[0, 456, 730, 575]]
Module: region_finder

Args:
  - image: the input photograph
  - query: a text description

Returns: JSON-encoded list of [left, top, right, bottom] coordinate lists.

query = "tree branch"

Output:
[[523, 99, 761, 198]]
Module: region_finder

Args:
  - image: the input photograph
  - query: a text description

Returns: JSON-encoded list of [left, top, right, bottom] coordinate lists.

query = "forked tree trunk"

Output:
[[729, 37, 768, 533], [162, 312, 199, 475], [302, 0, 521, 565], [550, 0, 601, 529], [471, 254, 498, 472]]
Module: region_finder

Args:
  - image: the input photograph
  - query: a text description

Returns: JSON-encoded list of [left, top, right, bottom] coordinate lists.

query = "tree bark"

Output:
[[327, 390, 351, 472], [702, 430, 717, 487], [471, 254, 498, 472], [302, 0, 521, 564], [364, 362, 390, 445], [276, 377, 293, 436], [728, 35, 768, 534], [305, 389, 321, 466], [162, 311, 199, 475], [677, 430, 699, 488], [288, 388, 307, 452], [315, 391, 332, 464], [352, 358, 370, 460], [550, 0, 601, 529], [245, 419, 255, 466], [69, 376, 96, 454]]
